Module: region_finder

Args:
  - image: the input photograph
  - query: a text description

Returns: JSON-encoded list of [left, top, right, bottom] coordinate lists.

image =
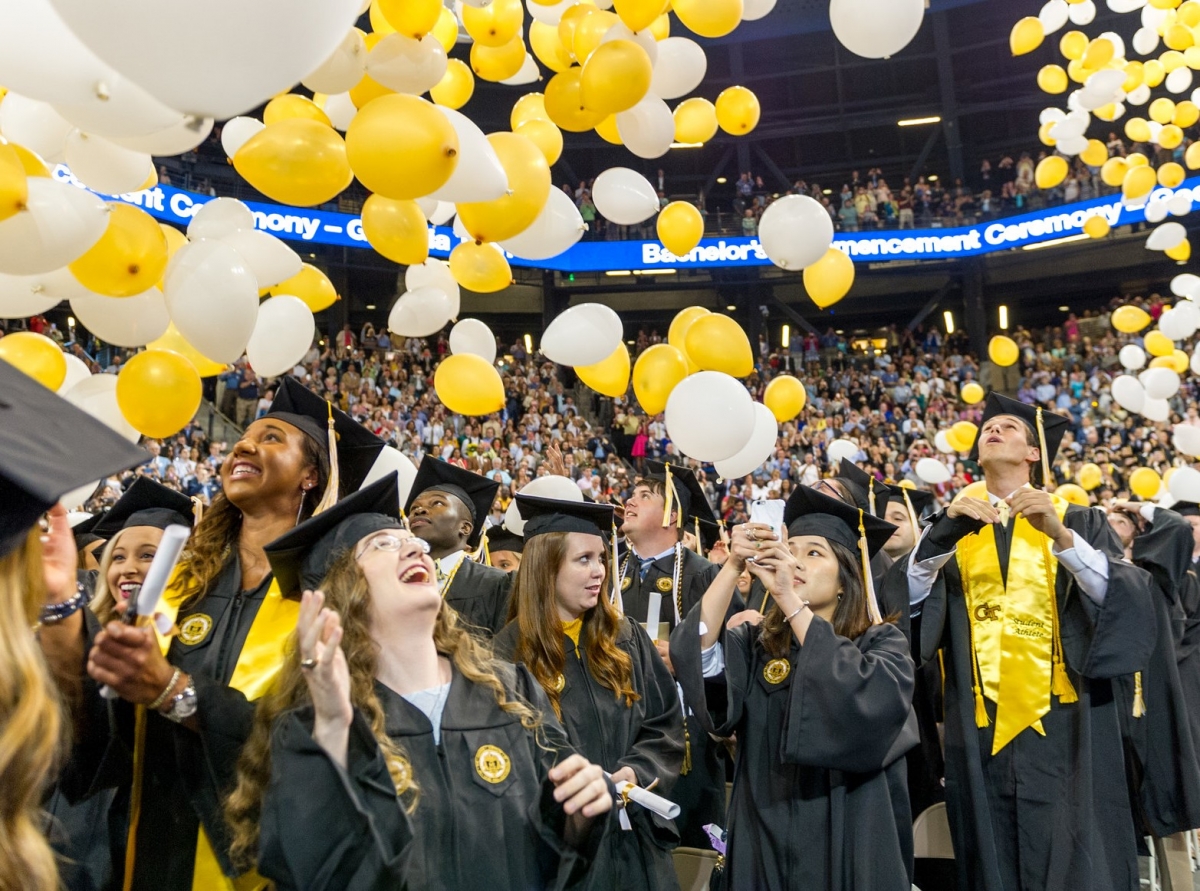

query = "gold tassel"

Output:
[[858, 509, 882, 624], [1052, 659, 1078, 703], [1132, 671, 1146, 718], [681, 720, 692, 775], [1042, 532, 1078, 704], [610, 523, 623, 613], [974, 685, 990, 728], [312, 402, 339, 516], [1036, 406, 1051, 490], [868, 484, 876, 517], [661, 463, 676, 528], [693, 517, 701, 553]]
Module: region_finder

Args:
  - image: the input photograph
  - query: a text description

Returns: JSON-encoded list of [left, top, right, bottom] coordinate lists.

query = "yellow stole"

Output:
[[956, 493, 1077, 755], [562, 617, 583, 657], [123, 568, 298, 891]]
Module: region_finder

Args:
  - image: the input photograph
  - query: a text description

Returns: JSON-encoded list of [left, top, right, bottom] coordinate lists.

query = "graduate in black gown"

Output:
[[1169, 500, 1200, 783], [229, 474, 612, 891], [810, 463, 897, 606], [405, 458, 511, 637], [495, 494, 685, 891], [906, 394, 1156, 891], [670, 486, 917, 891], [485, 524, 524, 573]]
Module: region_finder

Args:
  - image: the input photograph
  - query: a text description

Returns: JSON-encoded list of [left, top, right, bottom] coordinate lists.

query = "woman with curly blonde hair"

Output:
[[228, 474, 611, 890]]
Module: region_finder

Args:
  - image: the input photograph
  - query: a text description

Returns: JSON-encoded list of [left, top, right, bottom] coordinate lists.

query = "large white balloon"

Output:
[[163, 240, 259, 363], [1171, 272, 1200, 300], [540, 303, 624, 366], [1119, 343, 1147, 370], [742, 0, 777, 21], [322, 92, 358, 132], [1147, 222, 1187, 251], [218, 229, 302, 289], [108, 115, 214, 155], [714, 403, 778, 479], [63, 372, 139, 442], [0, 267, 86, 318], [303, 26, 367, 95], [592, 168, 660, 226], [934, 429, 956, 454], [70, 287, 170, 347], [504, 474, 583, 534], [57, 352, 91, 395], [759, 195, 834, 270], [527, 0, 576, 26], [1143, 396, 1170, 422], [1038, 0, 1069, 33], [1111, 374, 1146, 413], [220, 117, 266, 159], [1140, 366, 1181, 400], [1067, 0, 1096, 24], [246, 295, 315, 377], [46, 0, 364, 119], [0, 178, 109, 275], [187, 197, 255, 240], [916, 457, 951, 485], [362, 446, 420, 509], [1168, 190, 1194, 217], [406, 258, 461, 317], [388, 286, 453, 337], [1132, 26, 1160, 56], [829, 0, 925, 59], [0, 93, 72, 161], [64, 130, 153, 195], [665, 371, 755, 463], [616, 93, 675, 159], [651, 38, 707, 101], [827, 438, 859, 467], [427, 107, 508, 203], [1171, 300, 1200, 339], [1173, 424, 1200, 458], [1169, 465, 1200, 501], [366, 33, 447, 95], [53, 85, 181, 140], [449, 318, 497, 364], [497, 187, 585, 260]]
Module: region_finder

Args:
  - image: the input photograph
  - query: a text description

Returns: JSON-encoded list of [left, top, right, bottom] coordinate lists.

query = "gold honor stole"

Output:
[[123, 568, 299, 891], [956, 493, 1077, 755]]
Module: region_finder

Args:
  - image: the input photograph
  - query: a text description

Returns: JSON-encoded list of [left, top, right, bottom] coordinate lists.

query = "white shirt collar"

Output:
[[986, 483, 1032, 505], [438, 550, 467, 574], [631, 544, 677, 563]]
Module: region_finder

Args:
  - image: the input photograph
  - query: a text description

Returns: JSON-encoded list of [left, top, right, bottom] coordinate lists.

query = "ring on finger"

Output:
[[300, 658, 317, 670]]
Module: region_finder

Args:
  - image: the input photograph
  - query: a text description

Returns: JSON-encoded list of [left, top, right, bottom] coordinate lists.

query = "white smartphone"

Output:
[[748, 499, 786, 541]]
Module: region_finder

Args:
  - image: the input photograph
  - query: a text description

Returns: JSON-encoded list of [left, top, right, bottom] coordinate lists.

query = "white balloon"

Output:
[[829, 0, 925, 59], [246, 295, 315, 377], [322, 92, 358, 132], [1171, 299, 1200, 338], [428, 107, 507, 203], [108, 115, 213, 155], [0, 94, 72, 161], [758, 195, 834, 270], [1172, 273, 1200, 300], [70, 286, 169, 346], [1127, 83, 1151, 105], [916, 457, 951, 485], [527, 0, 576, 26], [934, 430, 956, 454], [1119, 344, 1147, 370], [1097, 30, 1126, 60], [1067, 0, 1096, 24], [1049, 109, 1090, 141], [449, 318, 497, 364], [1145, 198, 1170, 223], [452, 212, 470, 242], [742, 0, 777, 20], [366, 33, 447, 95], [218, 229, 302, 289], [64, 130, 153, 195], [1140, 366, 1180, 400], [1056, 134, 1089, 156], [406, 258, 460, 315], [827, 438, 860, 467], [1147, 222, 1187, 251], [541, 302, 624, 366], [163, 239, 259, 363], [1143, 396, 1170, 422], [1108, 0, 1145, 11], [714, 402, 778, 480], [187, 197, 255, 240], [1174, 425, 1200, 458], [388, 286, 453, 337], [592, 167, 660, 225], [1167, 66, 1194, 95], [362, 446, 420, 508], [1157, 307, 1184, 340], [303, 26, 367, 95], [1168, 190, 1194, 217], [1132, 26, 1159, 56], [501, 54, 541, 86], [220, 117, 265, 159], [57, 352, 91, 394], [0, 178, 109, 275], [1112, 374, 1146, 413], [0, 266, 86, 318], [616, 93, 675, 159], [665, 371, 755, 463], [46, 0, 364, 119], [1039, 107, 1067, 125], [651, 38, 707, 101], [1039, 0, 1070, 33], [429, 201, 456, 226], [1192, 347, 1200, 376], [505, 474, 583, 534], [1146, 119, 1163, 143], [63, 372, 139, 441], [601, 22, 657, 66], [497, 186, 585, 260], [53, 86, 181, 140], [1169, 465, 1200, 501], [1142, 4, 1169, 31]]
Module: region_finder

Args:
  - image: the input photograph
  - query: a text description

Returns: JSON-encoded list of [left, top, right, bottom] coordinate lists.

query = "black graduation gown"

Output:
[[670, 604, 917, 891], [1115, 507, 1200, 837], [619, 546, 728, 847], [258, 663, 607, 891], [445, 557, 512, 638], [1179, 564, 1200, 785], [914, 504, 1157, 891], [495, 617, 685, 891]]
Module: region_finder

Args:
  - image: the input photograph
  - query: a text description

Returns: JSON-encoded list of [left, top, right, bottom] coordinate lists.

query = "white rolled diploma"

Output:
[[644, 591, 662, 641], [609, 777, 681, 821]]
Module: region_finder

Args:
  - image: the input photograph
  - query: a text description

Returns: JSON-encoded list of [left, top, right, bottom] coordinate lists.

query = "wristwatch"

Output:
[[162, 678, 198, 723]]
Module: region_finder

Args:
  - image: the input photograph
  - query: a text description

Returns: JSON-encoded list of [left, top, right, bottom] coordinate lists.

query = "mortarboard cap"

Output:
[[72, 511, 107, 551], [93, 477, 196, 537], [264, 472, 403, 598], [835, 459, 891, 518], [643, 460, 718, 528], [886, 483, 935, 528], [404, 458, 499, 549], [1173, 501, 1200, 518], [969, 392, 1070, 487], [0, 358, 149, 558], [516, 494, 615, 540], [485, 525, 524, 554]]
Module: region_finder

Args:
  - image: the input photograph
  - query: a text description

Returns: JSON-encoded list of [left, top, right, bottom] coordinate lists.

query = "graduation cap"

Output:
[[0, 358, 149, 558], [264, 472, 403, 598], [93, 477, 196, 537], [968, 392, 1070, 488], [887, 483, 935, 533], [516, 494, 621, 607], [71, 511, 108, 552], [781, 485, 897, 625], [404, 458, 499, 549], [642, 459, 718, 531], [1173, 501, 1200, 518], [263, 377, 386, 510], [484, 525, 524, 555], [835, 459, 891, 518]]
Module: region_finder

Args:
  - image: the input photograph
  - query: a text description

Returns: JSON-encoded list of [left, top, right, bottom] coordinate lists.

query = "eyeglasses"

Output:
[[354, 532, 430, 561]]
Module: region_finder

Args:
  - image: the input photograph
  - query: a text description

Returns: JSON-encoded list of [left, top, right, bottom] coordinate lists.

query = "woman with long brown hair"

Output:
[[670, 486, 917, 891], [228, 473, 612, 890], [494, 494, 684, 891]]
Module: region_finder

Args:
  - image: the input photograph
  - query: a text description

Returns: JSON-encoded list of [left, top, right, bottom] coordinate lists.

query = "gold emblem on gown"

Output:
[[178, 614, 213, 645], [475, 745, 512, 784], [763, 658, 791, 685], [621, 576, 632, 592], [655, 577, 673, 593], [551, 673, 566, 693]]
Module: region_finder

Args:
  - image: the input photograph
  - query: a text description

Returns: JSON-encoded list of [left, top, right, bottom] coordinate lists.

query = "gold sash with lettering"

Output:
[[956, 493, 1076, 755], [123, 568, 298, 891]]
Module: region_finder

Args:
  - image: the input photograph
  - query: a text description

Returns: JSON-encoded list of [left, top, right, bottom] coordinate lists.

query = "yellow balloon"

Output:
[[234, 119, 352, 207], [432, 6, 460, 52], [69, 204, 167, 299], [802, 248, 855, 309], [376, 0, 442, 38], [763, 375, 807, 422], [1144, 59, 1167, 87], [147, 323, 226, 377], [558, 5, 596, 58], [1082, 37, 1114, 68], [515, 118, 564, 166], [673, 0, 743, 38], [369, 0, 396, 35], [5, 141, 50, 178], [1101, 156, 1129, 186], [1038, 64, 1069, 94], [448, 241, 512, 292], [530, 20, 574, 73], [944, 426, 971, 454], [457, 132, 551, 243], [346, 94, 459, 199], [633, 344, 689, 414], [1167, 238, 1192, 261], [1078, 462, 1103, 490], [1145, 329, 1176, 356], [511, 93, 549, 130], [1059, 29, 1087, 60], [1055, 483, 1091, 507], [1168, 22, 1196, 50], [1162, 50, 1189, 72], [1151, 97, 1178, 124], [361, 195, 429, 266], [1080, 138, 1108, 167], [1011, 16, 1045, 56], [1125, 117, 1152, 143], [1181, 0, 1200, 26], [0, 144, 27, 222], [116, 349, 202, 439], [961, 381, 985, 404], [348, 71, 394, 111], [656, 201, 704, 257], [613, 0, 669, 32], [263, 94, 331, 128], [1038, 121, 1058, 147], [462, 0, 524, 47], [471, 36, 527, 82], [572, 10, 620, 62], [1130, 467, 1163, 500], [1112, 304, 1151, 333], [1187, 142, 1200, 170], [684, 313, 754, 378], [1159, 161, 1186, 188], [594, 114, 623, 144], [1084, 215, 1110, 238], [951, 421, 978, 450], [673, 97, 718, 144], [668, 305, 709, 373], [0, 331, 65, 389], [1035, 155, 1069, 189], [1176, 101, 1200, 129], [431, 59, 476, 109], [1122, 164, 1157, 201], [435, 353, 505, 415], [1123, 61, 1145, 93], [988, 335, 1019, 367], [270, 263, 338, 312], [649, 12, 670, 40], [1066, 58, 1094, 85], [1161, 124, 1186, 150], [580, 40, 653, 115], [576, 342, 631, 397], [544, 67, 605, 132], [1150, 350, 1190, 373], [716, 86, 760, 136]]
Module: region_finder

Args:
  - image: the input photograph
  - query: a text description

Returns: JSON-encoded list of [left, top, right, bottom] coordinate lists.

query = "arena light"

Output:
[[943, 310, 955, 334], [726, 304, 737, 311], [1058, 305, 1070, 311], [670, 142, 703, 149], [365, 304, 376, 310], [781, 324, 790, 349], [716, 176, 728, 184], [1022, 234, 1089, 251], [523, 333, 533, 353], [998, 305, 1009, 330], [605, 270, 632, 276], [898, 115, 941, 127]]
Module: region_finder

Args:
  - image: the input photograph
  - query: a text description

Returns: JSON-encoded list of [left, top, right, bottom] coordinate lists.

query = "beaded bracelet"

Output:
[[783, 601, 810, 623], [38, 582, 87, 626]]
